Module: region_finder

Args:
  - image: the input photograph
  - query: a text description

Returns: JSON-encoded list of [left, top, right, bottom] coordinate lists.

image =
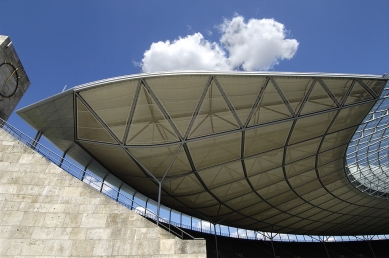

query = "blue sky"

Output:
[[1, 0, 389, 135]]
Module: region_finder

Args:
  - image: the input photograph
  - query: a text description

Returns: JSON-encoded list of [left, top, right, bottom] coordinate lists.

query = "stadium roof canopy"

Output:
[[17, 71, 389, 235]]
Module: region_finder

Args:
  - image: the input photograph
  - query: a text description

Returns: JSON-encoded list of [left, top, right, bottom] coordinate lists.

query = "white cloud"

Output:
[[140, 33, 231, 72], [219, 16, 299, 71], [138, 15, 299, 73]]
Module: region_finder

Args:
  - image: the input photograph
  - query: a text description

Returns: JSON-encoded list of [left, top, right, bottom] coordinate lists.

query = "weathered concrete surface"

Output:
[[0, 128, 206, 257]]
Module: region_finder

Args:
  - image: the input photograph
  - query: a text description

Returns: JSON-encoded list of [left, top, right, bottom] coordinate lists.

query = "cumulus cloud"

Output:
[[138, 15, 299, 73], [140, 33, 231, 72], [219, 16, 299, 71]]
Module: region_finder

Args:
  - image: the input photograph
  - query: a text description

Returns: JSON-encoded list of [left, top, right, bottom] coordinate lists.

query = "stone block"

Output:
[[106, 213, 130, 228], [70, 239, 95, 256], [78, 204, 97, 213], [7, 225, 34, 239], [52, 227, 72, 240], [0, 225, 12, 238], [18, 202, 51, 212], [111, 239, 132, 255], [18, 153, 33, 163], [176, 239, 207, 254], [63, 186, 82, 197], [1, 210, 24, 225], [132, 227, 161, 240], [30, 153, 49, 164], [1, 200, 20, 210], [80, 213, 107, 228], [63, 213, 83, 227], [86, 228, 113, 239], [0, 167, 10, 181], [92, 239, 113, 256], [69, 227, 87, 240], [20, 211, 45, 226], [31, 227, 55, 239], [19, 239, 45, 255], [42, 212, 66, 227], [19, 184, 45, 195], [0, 183, 22, 194], [5, 239, 24, 255], [109, 226, 127, 239], [42, 185, 65, 196], [11, 194, 36, 203], [45, 163, 64, 174], [0, 238, 11, 255], [160, 238, 175, 254], [42, 239, 73, 256], [0, 152, 22, 162]]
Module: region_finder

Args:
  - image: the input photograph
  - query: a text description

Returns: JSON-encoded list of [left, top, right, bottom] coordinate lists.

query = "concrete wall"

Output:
[[0, 128, 206, 257]]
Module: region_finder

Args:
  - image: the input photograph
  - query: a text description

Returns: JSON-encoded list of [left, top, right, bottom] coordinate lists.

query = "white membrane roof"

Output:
[[17, 71, 389, 235]]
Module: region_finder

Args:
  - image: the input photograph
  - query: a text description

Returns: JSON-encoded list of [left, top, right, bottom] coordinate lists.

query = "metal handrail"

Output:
[[0, 118, 200, 240]]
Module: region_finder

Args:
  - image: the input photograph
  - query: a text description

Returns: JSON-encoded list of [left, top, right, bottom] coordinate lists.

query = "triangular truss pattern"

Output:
[[285, 156, 316, 178], [248, 167, 284, 190], [76, 98, 117, 144], [248, 80, 293, 126], [127, 83, 179, 145], [211, 179, 252, 201], [344, 80, 374, 105], [285, 137, 322, 164], [126, 144, 184, 179], [300, 81, 337, 115], [188, 79, 240, 138], [362, 79, 385, 96], [198, 161, 245, 189], [214, 75, 266, 126], [187, 132, 241, 169], [275, 77, 314, 115], [244, 121, 293, 157], [148, 75, 211, 138], [163, 173, 205, 195], [79, 80, 138, 142], [164, 146, 193, 178], [257, 181, 290, 200], [244, 149, 284, 176], [321, 78, 353, 105]]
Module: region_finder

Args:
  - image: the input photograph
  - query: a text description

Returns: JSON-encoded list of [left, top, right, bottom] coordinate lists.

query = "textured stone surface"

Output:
[[0, 128, 207, 257]]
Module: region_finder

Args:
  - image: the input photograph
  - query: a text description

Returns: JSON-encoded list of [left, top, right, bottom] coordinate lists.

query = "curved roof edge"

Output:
[[73, 70, 387, 91]]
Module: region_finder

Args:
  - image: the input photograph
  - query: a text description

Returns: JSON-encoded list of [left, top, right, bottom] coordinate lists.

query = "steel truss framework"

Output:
[[346, 86, 389, 197], [17, 72, 389, 236]]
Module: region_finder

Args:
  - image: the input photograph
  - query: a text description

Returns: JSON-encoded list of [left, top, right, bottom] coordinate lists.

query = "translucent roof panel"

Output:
[[215, 75, 266, 125], [126, 84, 179, 145], [148, 75, 210, 137], [76, 98, 117, 143], [79, 79, 138, 142], [17, 72, 389, 235], [188, 80, 240, 138]]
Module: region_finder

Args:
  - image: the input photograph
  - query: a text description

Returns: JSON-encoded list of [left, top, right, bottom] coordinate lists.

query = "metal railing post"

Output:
[[31, 131, 42, 150]]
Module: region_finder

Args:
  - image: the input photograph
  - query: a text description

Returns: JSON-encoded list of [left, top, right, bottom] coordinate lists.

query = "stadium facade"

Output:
[[17, 71, 389, 238]]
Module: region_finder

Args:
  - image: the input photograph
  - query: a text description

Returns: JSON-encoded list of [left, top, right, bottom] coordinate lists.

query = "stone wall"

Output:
[[0, 128, 206, 257]]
